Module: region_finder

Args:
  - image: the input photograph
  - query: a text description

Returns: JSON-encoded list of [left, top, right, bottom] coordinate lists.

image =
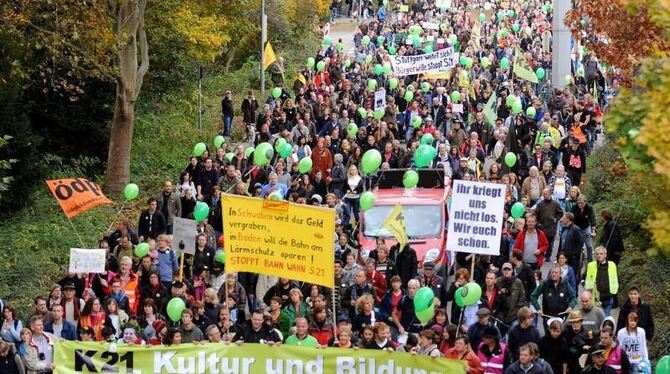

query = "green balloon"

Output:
[[421, 82, 430, 92], [322, 36, 332, 47], [508, 9, 515, 17], [166, 297, 186, 322], [577, 67, 585, 77], [388, 46, 397, 55], [347, 122, 358, 138], [526, 107, 537, 117], [344, 59, 351, 68], [366, 54, 373, 63], [377, 36, 385, 45], [253, 142, 274, 166], [411, 116, 422, 129], [389, 78, 398, 90], [496, 11, 505, 20], [505, 152, 517, 167], [423, 45, 433, 54], [414, 144, 435, 168], [404, 90, 414, 102], [134, 242, 149, 258], [214, 135, 225, 149], [123, 183, 139, 201], [316, 61, 326, 72], [383, 62, 392, 75], [358, 107, 368, 118], [501, 28, 509, 38], [412, 35, 421, 47], [225, 152, 234, 162], [512, 23, 520, 33], [373, 108, 384, 120], [506, 95, 516, 107], [511, 202, 525, 219], [413, 287, 435, 313], [362, 35, 371, 46], [367, 79, 378, 90], [403, 170, 419, 188], [656, 356, 670, 374], [279, 143, 293, 158], [481, 56, 491, 68], [274, 138, 287, 152], [306, 57, 315, 69], [268, 191, 283, 201], [512, 101, 522, 115], [500, 57, 510, 70], [479, 13, 486, 22], [455, 286, 466, 307], [448, 34, 458, 45], [298, 157, 313, 174], [194, 201, 210, 222], [461, 282, 483, 306], [564, 75, 572, 85], [459, 55, 467, 66], [360, 191, 376, 211], [361, 149, 382, 174], [536, 67, 546, 80], [193, 142, 207, 157], [421, 133, 434, 146], [374, 64, 383, 76], [416, 303, 435, 324], [244, 146, 254, 158], [272, 87, 281, 99], [336, 42, 344, 52], [465, 57, 473, 69], [451, 90, 461, 102], [215, 250, 225, 264]]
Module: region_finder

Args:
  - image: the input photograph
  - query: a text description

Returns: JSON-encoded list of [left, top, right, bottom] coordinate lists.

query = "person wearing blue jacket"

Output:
[[379, 276, 405, 339], [156, 234, 179, 289], [44, 304, 77, 341]]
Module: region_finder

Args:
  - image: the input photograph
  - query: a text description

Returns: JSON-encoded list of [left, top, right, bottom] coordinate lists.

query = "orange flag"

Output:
[[46, 178, 113, 219]]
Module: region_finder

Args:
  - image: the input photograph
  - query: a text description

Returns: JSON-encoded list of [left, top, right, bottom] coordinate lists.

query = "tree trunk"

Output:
[[104, 0, 149, 196]]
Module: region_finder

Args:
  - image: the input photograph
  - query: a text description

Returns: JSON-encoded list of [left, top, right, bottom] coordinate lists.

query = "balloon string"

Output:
[[106, 202, 126, 234]]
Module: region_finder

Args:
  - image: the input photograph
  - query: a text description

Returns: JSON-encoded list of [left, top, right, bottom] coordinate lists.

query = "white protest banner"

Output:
[[452, 103, 463, 113], [172, 217, 198, 255], [390, 47, 458, 76], [446, 180, 505, 256], [69, 248, 106, 273], [422, 21, 439, 30], [374, 89, 387, 111]]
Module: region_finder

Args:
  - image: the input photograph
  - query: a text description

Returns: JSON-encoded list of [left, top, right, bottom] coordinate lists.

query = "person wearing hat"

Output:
[[417, 262, 447, 308], [447, 118, 467, 150], [421, 116, 437, 136], [582, 347, 617, 374], [564, 310, 597, 374], [495, 262, 526, 337], [60, 282, 83, 324], [452, 156, 470, 180], [477, 325, 512, 374], [467, 307, 501, 352]]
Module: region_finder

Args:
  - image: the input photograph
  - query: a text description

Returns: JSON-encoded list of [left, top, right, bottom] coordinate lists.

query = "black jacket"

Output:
[[138, 210, 166, 240], [238, 321, 280, 343], [538, 334, 570, 374], [617, 299, 654, 340], [394, 244, 418, 288], [514, 263, 535, 303], [571, 204, 596, 230], [599, 220, 624, 262], [559, 223, 584, 260]]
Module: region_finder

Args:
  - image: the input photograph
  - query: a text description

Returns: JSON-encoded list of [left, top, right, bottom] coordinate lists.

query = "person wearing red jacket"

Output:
[[365, 260, 387, 303], [513, 213, 549, 270], [308, 306, 335, 346]]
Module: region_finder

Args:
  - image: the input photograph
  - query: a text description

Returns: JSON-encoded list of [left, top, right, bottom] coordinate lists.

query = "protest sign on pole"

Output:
[[45, 178, 112, 219], [68, 248, 106, 274], [446, 180, 505, 256], [54, 341, 466, 373], [390, 47, 458, 76], [222, 194, 335, 288], [172, 217, 198, 255], [374, 89, 386, 111]]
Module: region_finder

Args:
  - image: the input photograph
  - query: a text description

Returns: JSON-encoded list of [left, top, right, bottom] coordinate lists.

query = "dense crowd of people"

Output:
[[0, 0, 656, 373]]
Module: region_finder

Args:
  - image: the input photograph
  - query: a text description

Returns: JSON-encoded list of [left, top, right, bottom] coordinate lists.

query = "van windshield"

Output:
[[363, 204, 443, 238]]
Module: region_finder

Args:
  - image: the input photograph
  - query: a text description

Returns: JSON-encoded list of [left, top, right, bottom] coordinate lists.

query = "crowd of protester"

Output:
[[0, 0, 655, 373]]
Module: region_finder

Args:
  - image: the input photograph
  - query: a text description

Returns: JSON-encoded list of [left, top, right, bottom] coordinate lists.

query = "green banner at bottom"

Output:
[[54, 340, 466, 374]]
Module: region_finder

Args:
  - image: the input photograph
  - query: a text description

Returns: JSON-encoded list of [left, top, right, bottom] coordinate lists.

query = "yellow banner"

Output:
[[222, 194, 335, 288], [263, 42, 277, 71], [383, 204, 409, 250], [422, 70, 451, 80], [54, 341, 466, 374]]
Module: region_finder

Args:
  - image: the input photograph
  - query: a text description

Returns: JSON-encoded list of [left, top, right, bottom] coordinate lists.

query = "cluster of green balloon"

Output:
[[253, 142, 274, 167], [214, 135, 225, 149], [360, 191, 376, 211], [316, 61, 326, 72], [389, 78, 398, 90], [124, 183, 139, 201], [404, 90, 414, 102], [362, 35, 371, 46], [504, 152, 517, 167], [244, 146, 254, 158], [414, 144, 437, 168], [298, 158, 313, 174], [455, 282, 482, 307], [193, 142, 207, 157], [167, 298, 186, 322], [414, 287, 436, 324], [403, 170, 419, 189], [194, 201, 210, 222], [411, 116, 422, 129], [215, 250, 225, 264], [347, 122, 358, 138], [657, 356, 670, 374], [306, 57, 315, 69], [421, 133, 434, 146], [535, 67, 545, 80], [272, 87, 282, 99], [134, 242, 150, 258], [361, 149, 382, 174], [511, 202, 525, 219], [500, 57, 510, 70]]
